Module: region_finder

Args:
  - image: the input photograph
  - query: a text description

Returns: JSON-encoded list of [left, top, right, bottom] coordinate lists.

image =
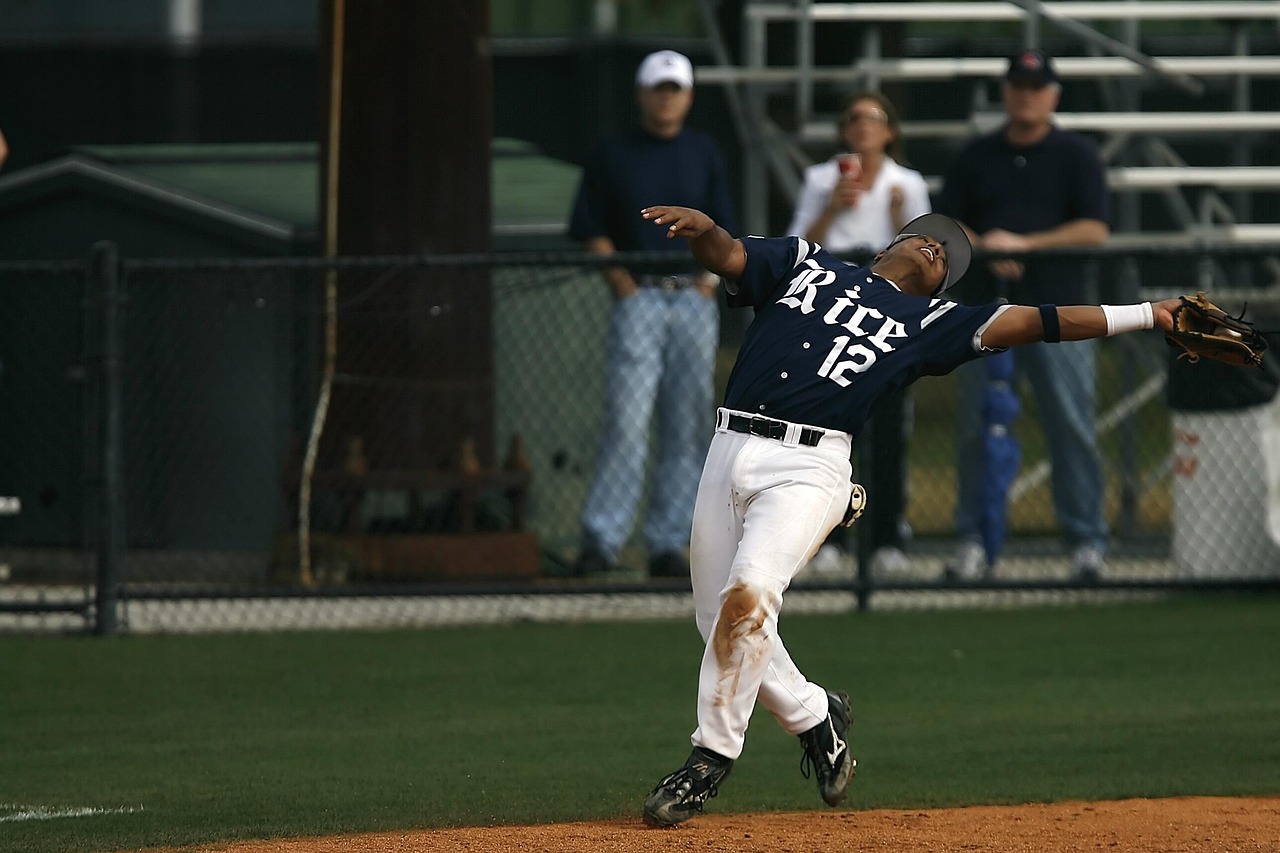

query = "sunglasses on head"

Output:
[[842, 107, 888, 125]]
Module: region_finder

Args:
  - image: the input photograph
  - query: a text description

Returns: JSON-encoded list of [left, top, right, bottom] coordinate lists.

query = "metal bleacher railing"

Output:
[[2, 242, 1280, 635], [694, 0, 1280, 244]]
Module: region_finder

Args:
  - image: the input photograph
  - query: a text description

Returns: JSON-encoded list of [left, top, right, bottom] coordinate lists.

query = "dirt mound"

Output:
[[169, 796, 1280, 852]]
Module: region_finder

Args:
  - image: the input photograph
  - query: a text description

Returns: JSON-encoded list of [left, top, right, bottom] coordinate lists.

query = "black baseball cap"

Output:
[[1005, 48, 1059, 87], [890, 213, 972, 293]]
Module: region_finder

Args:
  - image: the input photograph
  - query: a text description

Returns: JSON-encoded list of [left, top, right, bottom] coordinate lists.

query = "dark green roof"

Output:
[[67, 140, 579, 236], [491, 138, 582, 229]]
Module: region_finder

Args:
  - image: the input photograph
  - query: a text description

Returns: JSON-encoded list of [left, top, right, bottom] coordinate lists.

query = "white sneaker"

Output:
[[870, 546, 910, 576], [1071, 545, 1107, 583], [942, 540, 987, 582]]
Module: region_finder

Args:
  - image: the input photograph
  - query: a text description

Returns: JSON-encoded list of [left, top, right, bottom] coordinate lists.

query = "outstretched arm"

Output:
[[982, 299, 1180, 349], [641, 206, 747, 280]]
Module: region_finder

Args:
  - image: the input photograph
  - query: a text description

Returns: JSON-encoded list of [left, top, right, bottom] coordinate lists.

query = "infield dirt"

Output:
[[163, 796, 1280, 852]]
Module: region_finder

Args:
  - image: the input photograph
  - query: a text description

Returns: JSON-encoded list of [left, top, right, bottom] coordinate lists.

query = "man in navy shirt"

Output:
[[634, 203, 1179, 827], [938, 49, 1112, 581], [567, 50, 738, 579]]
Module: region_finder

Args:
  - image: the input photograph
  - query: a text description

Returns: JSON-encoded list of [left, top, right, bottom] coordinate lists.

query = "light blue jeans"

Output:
[[954, 339, 1108, 552], [581, 287, 719, 561]]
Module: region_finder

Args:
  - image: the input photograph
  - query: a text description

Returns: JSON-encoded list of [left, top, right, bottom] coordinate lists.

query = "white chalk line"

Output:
[[0, 802, 144, 823]]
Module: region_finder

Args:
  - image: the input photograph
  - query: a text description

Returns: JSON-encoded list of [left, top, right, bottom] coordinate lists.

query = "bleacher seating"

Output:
[[697, 1, 1280, 249]]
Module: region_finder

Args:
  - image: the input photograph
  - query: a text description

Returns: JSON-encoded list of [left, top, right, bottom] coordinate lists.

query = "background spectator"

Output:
[[567, 50, 738, 578], [787, 91, 931, 577], [938, 49, 1111, 582]]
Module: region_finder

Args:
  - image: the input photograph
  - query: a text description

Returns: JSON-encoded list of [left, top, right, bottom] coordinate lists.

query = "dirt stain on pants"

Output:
[[711, 582, 768, 707]]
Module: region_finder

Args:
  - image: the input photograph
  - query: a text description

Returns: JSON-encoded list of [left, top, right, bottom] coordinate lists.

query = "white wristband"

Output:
[[1100, 302, 1154, 336]]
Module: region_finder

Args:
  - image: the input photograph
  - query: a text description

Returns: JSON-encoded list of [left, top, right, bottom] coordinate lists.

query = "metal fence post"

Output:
[[854, 437, 873, 612], [91, 241, 124, 636]]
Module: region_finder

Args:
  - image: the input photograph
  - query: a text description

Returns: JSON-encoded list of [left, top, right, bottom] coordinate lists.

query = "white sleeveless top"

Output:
[[785, 156, 932, 254]]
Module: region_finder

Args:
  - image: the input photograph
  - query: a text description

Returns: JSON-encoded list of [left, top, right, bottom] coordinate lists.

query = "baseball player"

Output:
[[638, 204, 1182, 827]]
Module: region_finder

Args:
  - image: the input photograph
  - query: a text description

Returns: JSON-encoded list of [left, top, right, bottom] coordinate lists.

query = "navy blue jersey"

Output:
[[938, 125, 1109, 306], [723, 237, 1007, 435], [568, 127, 737, 262]]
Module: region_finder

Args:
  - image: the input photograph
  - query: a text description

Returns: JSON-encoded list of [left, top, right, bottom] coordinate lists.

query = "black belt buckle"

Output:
[[748, 415, 784, 440]]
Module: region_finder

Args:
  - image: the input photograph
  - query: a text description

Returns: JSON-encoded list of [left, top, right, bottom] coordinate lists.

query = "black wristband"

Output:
[[1039, 304, 1061, 343]]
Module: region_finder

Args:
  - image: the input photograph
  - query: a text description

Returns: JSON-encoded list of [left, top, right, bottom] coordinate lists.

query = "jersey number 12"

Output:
[[817, 335, 877, 386]]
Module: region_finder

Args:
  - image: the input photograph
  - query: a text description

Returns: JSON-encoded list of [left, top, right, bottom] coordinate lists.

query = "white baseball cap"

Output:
[[636, 50, 694, 89]]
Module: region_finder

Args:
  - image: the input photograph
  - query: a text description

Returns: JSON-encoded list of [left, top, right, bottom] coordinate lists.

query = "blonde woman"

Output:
[[787, 92, 931, 575], [787, 91, 931, 254]]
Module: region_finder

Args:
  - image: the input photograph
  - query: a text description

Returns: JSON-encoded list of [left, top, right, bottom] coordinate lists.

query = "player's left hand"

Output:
[[1151, 297, 1180, 333], [1163, 293, 1267, 366], [642, 206, 716, 239]]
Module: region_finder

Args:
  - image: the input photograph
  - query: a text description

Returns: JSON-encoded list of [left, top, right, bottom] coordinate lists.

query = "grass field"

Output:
[[2, 595, 1278, 853]]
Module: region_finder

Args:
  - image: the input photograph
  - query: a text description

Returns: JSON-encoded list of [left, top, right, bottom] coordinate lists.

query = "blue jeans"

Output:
[[954, 340, 1108, 552], [581, 287, 719, 561]]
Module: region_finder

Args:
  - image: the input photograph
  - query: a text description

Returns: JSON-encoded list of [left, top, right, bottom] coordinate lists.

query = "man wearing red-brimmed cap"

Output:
[[938, 48, 1113, 584]]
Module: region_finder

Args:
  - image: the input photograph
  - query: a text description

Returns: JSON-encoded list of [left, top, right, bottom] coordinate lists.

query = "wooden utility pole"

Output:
[[318, 0, 494, 475]]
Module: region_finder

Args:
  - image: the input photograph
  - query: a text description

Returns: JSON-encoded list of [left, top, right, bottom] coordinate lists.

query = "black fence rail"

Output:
[[2, 243, 1279, 633]]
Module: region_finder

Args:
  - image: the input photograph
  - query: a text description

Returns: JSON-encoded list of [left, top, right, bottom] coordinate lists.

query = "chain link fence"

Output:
[[0, 259, 97, 629], [2, 245, 1279, 633]]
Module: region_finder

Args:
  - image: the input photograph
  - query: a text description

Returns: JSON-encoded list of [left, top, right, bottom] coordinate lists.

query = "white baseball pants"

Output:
[[687, 408, 854, 760]]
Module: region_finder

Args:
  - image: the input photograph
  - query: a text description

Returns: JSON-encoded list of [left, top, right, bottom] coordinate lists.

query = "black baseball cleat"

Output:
[[642, 746, 734, 827], [798, 690, 856, 807]]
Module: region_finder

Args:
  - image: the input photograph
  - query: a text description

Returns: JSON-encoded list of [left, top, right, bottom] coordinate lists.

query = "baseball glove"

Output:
[[1165, 292, 1267, 367]]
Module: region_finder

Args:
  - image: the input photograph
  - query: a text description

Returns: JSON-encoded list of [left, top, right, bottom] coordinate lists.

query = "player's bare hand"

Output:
[[643, 206, 715, 239], [1152, 297, 1181, 332]]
